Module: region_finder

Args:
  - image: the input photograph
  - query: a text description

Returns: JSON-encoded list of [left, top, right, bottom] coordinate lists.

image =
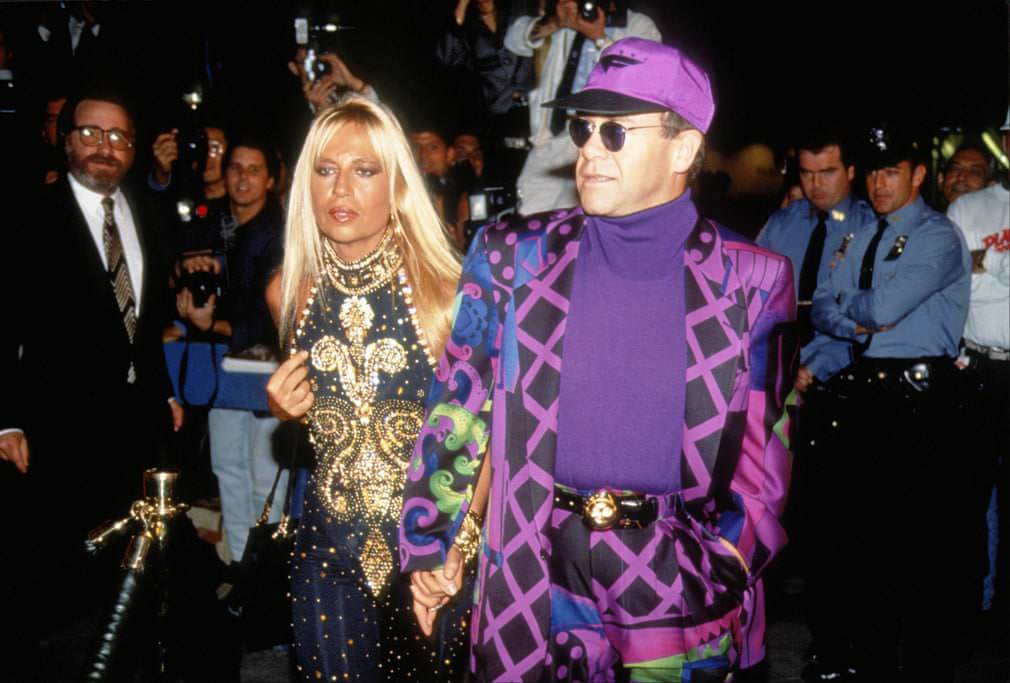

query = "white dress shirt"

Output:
[[68, 173, 145, 313]]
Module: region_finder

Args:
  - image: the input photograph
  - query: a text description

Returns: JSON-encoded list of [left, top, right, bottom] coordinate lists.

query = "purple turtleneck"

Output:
[[554, 191, 697, 493]]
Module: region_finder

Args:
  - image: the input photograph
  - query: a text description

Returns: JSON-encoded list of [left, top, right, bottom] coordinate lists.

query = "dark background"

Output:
[[1, 0, 1007, 201]]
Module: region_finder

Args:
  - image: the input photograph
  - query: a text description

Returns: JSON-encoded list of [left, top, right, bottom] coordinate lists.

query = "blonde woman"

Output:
[[266, 95, 477, 681]]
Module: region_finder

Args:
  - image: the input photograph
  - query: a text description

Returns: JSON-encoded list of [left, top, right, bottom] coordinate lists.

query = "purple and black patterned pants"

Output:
[[543, 491, 746, 682]]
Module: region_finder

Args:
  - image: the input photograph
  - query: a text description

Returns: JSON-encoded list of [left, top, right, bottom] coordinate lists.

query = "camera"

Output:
[[178, 268, 220, 309], [547, 0, 628, 28], [294, 14, 353, 82], [579, 1, 599, 21], [174, 89, 209, 224], [464, 186, 518, 249]]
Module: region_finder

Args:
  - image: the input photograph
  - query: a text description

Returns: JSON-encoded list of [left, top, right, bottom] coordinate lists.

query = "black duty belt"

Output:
[[553, 486, 660, 531], [824, 356, 955, 396]]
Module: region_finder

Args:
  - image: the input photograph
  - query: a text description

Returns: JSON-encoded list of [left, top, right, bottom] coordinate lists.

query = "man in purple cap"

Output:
[[401, 38, 796, 681]]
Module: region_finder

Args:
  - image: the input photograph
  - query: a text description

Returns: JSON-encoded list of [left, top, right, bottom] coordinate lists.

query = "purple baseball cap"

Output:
[[543, 38, 715, 133]]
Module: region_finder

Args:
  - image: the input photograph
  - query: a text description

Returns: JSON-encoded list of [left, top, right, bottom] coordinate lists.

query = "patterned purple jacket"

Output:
[[400, 206, 796, 681]]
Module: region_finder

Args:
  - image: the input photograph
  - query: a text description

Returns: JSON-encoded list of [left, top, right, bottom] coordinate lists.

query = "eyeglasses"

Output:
[[207, 140, 225, 157], [568, 118, 665, 152], [72, 125, 135, 151]]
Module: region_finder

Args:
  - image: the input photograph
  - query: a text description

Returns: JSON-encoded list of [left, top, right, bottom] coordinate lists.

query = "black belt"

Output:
[[825, 356, 954, 395], [553, 486, 659, 530]]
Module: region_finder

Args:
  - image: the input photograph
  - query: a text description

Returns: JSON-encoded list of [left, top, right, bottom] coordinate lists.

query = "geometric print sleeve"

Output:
[[718, 251, 796, 584], [399, 229, 500, 573]]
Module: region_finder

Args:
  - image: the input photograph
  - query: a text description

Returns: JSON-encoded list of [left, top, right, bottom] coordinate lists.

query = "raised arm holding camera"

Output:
[[174, 137, 288, 566], [504, 0, 660, 214]]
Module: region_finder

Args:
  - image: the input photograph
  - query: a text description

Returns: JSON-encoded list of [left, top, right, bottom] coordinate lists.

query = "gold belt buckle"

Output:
[[584, 490, 620, 530]]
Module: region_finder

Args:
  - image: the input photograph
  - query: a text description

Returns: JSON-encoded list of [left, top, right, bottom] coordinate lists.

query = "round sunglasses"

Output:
[[568, 118, 665, 152]]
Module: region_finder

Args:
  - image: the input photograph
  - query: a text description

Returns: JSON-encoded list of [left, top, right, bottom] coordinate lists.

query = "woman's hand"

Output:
[[266, 350, 315, 421], [409, 545, 464, 636]]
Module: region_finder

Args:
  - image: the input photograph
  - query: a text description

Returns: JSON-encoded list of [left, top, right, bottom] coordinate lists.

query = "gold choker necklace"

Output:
[[323, 231, 402, 295]]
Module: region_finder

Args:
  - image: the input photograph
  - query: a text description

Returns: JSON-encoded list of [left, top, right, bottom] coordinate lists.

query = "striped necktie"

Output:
[[101, 196, 138, 382]]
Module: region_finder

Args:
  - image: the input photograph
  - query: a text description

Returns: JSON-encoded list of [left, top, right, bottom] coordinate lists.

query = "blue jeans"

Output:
[[208, 408, 287, 562]]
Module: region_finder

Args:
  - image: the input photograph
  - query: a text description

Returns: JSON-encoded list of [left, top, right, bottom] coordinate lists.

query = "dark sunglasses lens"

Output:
[[569, 119, 593, 148], [599, 122, 626, 151]]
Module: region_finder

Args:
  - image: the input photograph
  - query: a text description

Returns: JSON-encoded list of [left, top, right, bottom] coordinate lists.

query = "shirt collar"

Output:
[[68, 172, 124, 216], [885, 195, 925, 226], [807, 194, 855, 223]]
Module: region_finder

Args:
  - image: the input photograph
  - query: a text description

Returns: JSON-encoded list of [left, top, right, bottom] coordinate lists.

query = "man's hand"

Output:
[[266, 351, 315, 421], [855, 323, 895, 335], [179, 254, 222, 276], [0, 431, 30, 474], [794, 365, 814, 393], [303, 77, 338, 110], [152, 129, 179, 186], [555, 0, 578, 29], [176, 289, 217, 332], [410, 545, 464, 636], [318, 52, 367, 94], [168, 399, 184, 432], [454, 0, 470, 25], [574, 5, 606, 41], [530, 3, 565, 39], [971, 248, 987, 274]]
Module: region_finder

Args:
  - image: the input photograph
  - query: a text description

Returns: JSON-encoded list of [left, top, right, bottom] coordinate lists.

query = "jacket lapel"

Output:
[[681, 218, 749, 502], [508, 209, 584, 526]]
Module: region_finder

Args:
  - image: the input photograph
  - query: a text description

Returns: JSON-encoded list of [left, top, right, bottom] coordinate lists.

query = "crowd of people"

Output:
[[0, 2, 1006, 682]]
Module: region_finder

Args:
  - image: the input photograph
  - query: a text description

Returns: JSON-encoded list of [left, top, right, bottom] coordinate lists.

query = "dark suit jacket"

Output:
[[0, 176, 175, 528]]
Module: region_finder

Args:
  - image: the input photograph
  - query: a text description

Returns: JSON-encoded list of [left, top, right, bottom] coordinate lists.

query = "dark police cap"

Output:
[[863, 123, 923, 170]]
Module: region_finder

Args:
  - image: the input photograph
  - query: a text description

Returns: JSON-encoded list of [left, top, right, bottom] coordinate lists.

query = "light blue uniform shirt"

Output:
[[757, 195, 876, 379], [812, 196, 970, 360]]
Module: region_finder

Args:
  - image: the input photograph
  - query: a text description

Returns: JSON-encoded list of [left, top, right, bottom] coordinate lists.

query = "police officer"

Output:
[[811, 124, 971, 681], [757, 125, 875, 682]]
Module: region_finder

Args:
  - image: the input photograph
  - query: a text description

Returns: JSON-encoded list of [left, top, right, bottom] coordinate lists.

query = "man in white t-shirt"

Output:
[[946, 113, 1010, 638]]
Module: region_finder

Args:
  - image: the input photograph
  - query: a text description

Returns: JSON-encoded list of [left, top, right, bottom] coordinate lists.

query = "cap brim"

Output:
[[542, 89, 669, 115]]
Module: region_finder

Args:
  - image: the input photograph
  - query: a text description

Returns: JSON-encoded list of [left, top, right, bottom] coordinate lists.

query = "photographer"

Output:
[[436, 0, 533, 189], [288, 49, 376, 113], [150, 124, 229, 201], [175, 137, 286, 566], [504, 0, 660, 214]]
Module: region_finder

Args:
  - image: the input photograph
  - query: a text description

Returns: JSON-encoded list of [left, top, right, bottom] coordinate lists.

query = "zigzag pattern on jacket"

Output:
[[401, 206, 797, 681]]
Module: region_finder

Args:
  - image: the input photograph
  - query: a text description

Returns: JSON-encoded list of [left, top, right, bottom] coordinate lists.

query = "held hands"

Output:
[[410, 545, 464, 636], [0, 431, 29, 474], [266, 351, 315, 421]]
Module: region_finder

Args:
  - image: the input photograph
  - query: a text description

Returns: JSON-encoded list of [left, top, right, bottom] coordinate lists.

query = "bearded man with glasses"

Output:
[[402, 38, 796, 682], [0, 88, 181, 677]]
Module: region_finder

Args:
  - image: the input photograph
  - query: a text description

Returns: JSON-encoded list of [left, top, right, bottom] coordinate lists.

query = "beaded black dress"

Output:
[[289, 233, 469, 682]]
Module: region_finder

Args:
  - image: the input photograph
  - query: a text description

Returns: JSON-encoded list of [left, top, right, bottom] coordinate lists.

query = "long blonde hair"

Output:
[[278, 95, 461, 358]]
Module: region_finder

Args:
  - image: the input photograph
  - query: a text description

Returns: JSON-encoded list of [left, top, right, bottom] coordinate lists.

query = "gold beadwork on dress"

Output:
[[297, 237, 429, 595]]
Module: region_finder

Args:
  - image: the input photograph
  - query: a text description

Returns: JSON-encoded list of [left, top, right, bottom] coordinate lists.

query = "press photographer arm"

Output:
[[175, 256, 232, 338], [151, 129, 179, 188]]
